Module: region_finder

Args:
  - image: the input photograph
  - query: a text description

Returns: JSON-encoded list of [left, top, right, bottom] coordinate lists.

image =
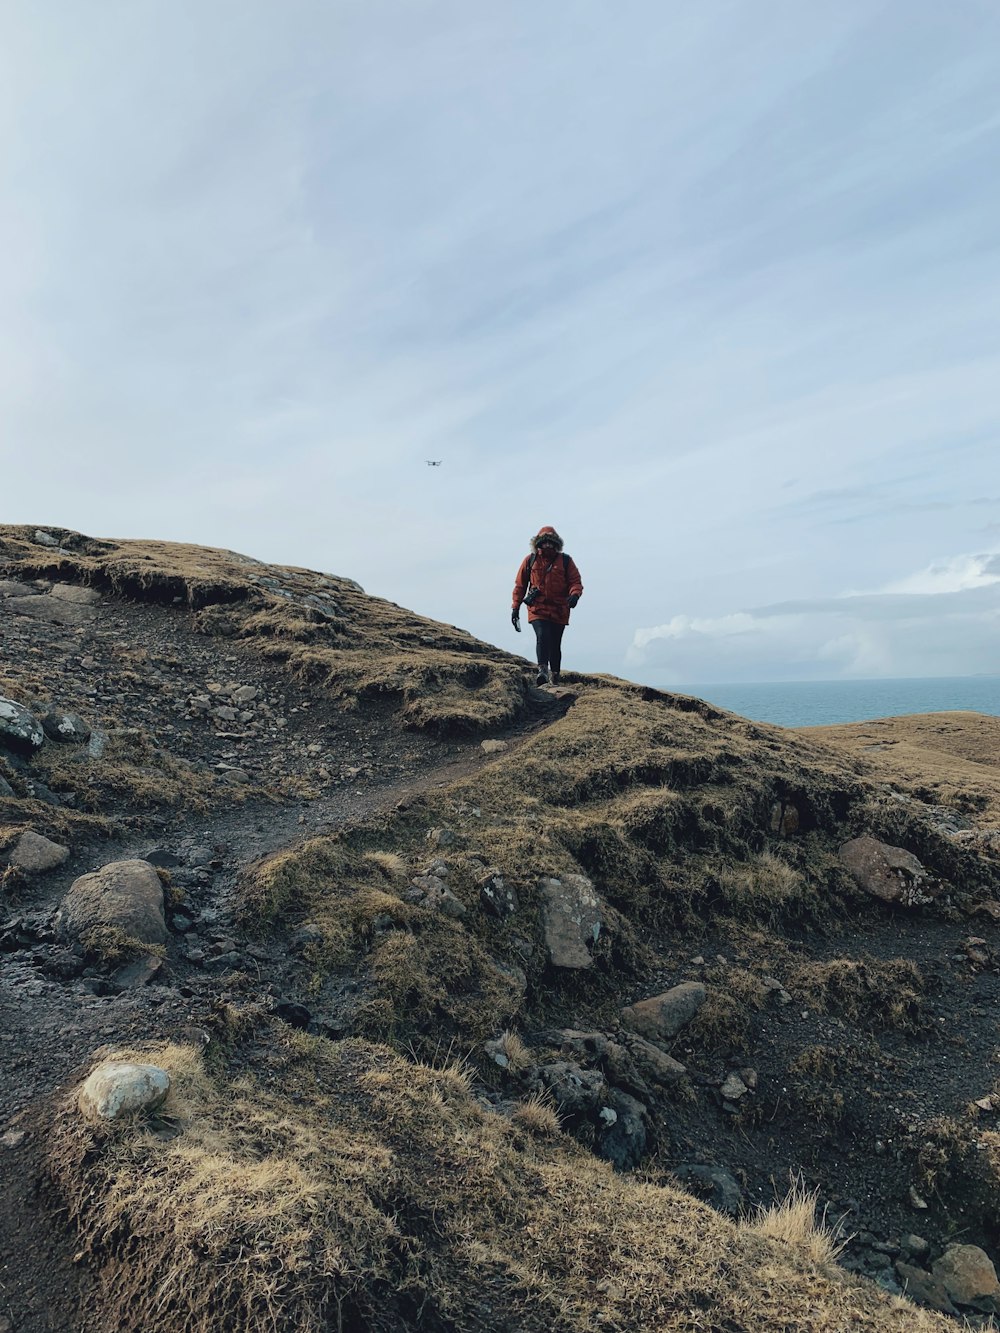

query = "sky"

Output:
[[2, 1, 999, 686]]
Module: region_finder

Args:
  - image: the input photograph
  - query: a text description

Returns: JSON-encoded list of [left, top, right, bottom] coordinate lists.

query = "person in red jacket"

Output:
[[511, 526, 584, 685]]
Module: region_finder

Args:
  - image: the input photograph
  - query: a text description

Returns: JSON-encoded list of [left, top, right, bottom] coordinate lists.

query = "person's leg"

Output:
[[549, 625, 566, 681], [532, 621, 549, 683], [532, 621, 547, 666]]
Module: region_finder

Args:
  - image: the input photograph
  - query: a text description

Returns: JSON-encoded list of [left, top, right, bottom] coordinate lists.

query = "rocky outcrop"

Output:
[[839, 835, 938, 906], [56, 859, 168, 945], [540, 874, 601, 968]]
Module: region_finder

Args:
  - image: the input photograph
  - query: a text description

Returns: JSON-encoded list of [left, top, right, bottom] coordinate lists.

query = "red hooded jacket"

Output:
[[512, 526, 584, 626]]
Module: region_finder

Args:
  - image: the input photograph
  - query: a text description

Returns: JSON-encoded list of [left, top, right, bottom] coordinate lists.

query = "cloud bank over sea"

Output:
[[630, 552, 1000, 684]]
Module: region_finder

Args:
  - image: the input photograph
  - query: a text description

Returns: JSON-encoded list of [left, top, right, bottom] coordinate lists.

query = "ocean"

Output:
[[680, 676, 1000, 729]]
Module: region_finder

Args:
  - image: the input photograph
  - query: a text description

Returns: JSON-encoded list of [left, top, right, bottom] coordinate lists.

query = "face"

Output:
[[538, 538, 557, 552]]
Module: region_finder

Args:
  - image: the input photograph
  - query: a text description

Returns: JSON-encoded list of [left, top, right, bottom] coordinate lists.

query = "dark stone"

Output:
[[0, 697, 45, 757], [597, 1089, 648, 1171], [479, 869, 519, 919], [895, 1263, 958, 1315], [114, 956, 165, 988], [146, 848, 183, 868], [527, 1061, 606, 1118], [274, 1001, 312, 1029], [40, 710, 91, 744], [672, 1164, 743, 1216], [27, 781, 61, 806]]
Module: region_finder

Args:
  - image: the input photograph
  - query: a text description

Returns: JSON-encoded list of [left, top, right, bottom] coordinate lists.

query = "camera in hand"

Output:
[[523, 585, 541, 606]]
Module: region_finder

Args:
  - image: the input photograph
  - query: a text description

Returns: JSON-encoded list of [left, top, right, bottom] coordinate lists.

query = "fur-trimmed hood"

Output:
[[530, 525, 564, 554]]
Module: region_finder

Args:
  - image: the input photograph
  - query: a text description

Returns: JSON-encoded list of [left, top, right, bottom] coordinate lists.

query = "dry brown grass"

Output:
[[80, 925, 166, 968], [499, 1029, 532, 1073], [512, 1091, 562, 1137], [713, 849, 815, 921], [50, 1033, 955, 1333], [804, 712, 1000, 824], [362, 850, 409, 881], [787, 957, 924, 1031], [741, 1177, 849, 1266]]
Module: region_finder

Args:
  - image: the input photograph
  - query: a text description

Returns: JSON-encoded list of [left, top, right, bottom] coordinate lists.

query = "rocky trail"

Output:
[[4, 529, 1000, 1332]]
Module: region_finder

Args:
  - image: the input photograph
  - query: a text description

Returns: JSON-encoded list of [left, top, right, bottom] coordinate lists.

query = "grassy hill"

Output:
[[3, 525, 999, 1332]]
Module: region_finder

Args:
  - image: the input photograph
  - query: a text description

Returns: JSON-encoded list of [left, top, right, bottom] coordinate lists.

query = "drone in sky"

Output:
[[426, 459, 442, 467]]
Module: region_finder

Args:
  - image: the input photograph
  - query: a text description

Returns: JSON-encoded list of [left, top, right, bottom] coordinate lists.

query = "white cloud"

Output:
[[630, 550, 1000, 683], [875, 552, 1000, 596]]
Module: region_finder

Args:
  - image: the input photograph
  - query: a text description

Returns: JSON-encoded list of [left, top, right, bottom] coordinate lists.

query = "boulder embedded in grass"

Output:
[[540, 874, 601, 969], [56, 859, 168, 945], [78, 1062, 170, 1121], [839, 835, 938, 906], [0, 697, 44, 757], [621, 982, 706, 1042], [40, 709, 91, 744]]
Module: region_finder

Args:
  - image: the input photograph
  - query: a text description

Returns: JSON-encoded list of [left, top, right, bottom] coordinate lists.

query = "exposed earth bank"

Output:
[[2, 524, 1000, 1333]]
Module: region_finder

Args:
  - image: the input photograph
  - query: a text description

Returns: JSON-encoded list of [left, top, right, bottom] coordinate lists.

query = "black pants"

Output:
[[532, 620, 565, 673]]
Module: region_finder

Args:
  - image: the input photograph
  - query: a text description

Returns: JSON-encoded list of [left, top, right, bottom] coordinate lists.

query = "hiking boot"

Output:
[[550, 671, 561, 684], [535, 669, 549, 686]]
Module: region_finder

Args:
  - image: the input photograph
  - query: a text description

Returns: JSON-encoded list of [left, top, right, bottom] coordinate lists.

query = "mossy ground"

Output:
[[50, 1030, 954, 1333]]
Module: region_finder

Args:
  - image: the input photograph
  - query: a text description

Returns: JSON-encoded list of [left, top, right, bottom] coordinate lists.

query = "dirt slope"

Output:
[[2, 525, 999, 1332]]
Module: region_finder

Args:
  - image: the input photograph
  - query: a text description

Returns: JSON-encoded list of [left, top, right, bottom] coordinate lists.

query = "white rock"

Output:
[[78, 1062, 171, 1121], [721, 1073, 749, 1101]]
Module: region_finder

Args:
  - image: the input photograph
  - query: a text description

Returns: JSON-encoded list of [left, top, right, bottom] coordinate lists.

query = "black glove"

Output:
[[511, 609, 521, 632], [567, 594, 579, 608]]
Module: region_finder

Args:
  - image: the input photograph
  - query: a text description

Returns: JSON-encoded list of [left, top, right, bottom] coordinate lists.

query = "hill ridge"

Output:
[[2, 526, 1000, 1331]]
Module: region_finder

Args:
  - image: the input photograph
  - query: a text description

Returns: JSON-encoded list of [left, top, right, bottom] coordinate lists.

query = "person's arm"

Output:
[[566, 558, 583, 607], [512, 556, 531, 610]]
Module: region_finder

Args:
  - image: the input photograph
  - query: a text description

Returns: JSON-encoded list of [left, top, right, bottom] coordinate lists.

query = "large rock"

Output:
[[540, 874, 602, 969], [410, 874, 466, 918], [56, 859, 168, 945], [895, 1263, 957, 1314], [624, 1034, 687, 1085], [8, 595, 96, 626], [78, 1062, 170, 1121], [0, 697, 44, 757], [932, 1244, 1000, 1312], [621, 982, 706, 1042], [8, 830, 70, 874], [50, 583, 101, 605], [40, 709, 91, 744], [839, 835, 937, 906], [527, 1061, 606, 1117]]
